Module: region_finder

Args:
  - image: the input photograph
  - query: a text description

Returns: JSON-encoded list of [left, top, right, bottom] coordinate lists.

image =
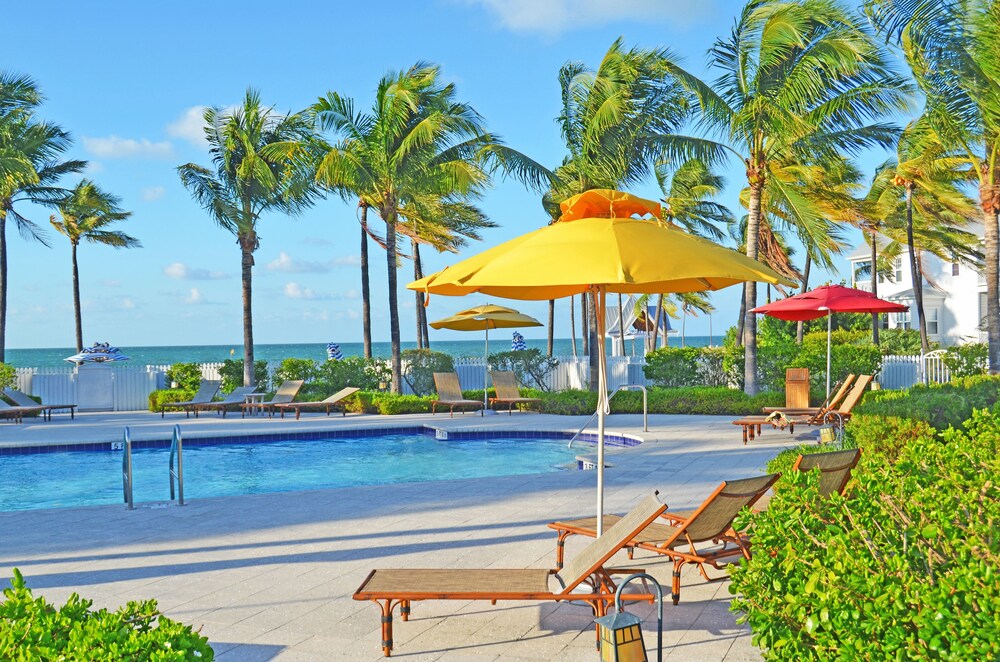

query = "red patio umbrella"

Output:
[[753, 285, 908, 397]]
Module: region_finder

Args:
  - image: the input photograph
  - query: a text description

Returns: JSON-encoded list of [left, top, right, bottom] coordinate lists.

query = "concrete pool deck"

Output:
[[0, 410, 815, 660]]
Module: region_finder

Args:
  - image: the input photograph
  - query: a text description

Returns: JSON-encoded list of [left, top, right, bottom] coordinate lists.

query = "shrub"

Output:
[[272, 358, 317, 386], [643, 347, 703, 387], [488, 349, 559, 391], [537, 389, 598, 415], [877, 328, 925, 355], [402, 349, 454, 396], [218, 359, 269, 394], [164, 363, 202, 393], [0, 362, 17, 389], [371, 393, 433, 415], [314, 356, 391, 394], [0, 568, 214, 660], [942, 342, 988, 378], [854, 375, 1000, 429], [148, 389, 193, 413], [843, 414, 936, 463], [730, 408, 1000, 661]]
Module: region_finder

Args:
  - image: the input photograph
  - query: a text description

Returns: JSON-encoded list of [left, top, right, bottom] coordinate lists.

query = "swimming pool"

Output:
[[0, 430, 589, 512]]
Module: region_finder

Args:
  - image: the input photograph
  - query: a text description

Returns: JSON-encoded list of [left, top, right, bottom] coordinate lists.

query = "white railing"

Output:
[[878, 352, 952, 389]]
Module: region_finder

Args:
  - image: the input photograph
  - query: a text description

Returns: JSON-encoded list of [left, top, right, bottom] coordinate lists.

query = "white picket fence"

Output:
[[11, 352, 953, 411]]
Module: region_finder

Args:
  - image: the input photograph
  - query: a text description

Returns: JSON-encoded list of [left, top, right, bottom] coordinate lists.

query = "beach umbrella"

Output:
[[753, 285, 908, 397], [64, 342, 130, 364], [411, 189, 793, 535], [326, 343, 344, 361], [512, 331, 527, 351], [429, 304, 543, 409]]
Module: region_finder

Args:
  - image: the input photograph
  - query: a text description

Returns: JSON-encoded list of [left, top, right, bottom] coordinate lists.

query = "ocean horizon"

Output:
[[7, 336, 718, 369]]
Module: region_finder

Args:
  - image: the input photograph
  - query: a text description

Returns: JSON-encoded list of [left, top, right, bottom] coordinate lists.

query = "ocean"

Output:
[[6, 336, 716, 369]]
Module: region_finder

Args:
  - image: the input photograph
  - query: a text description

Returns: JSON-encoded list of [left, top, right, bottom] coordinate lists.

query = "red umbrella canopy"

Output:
[[752, 285, 909, 321]]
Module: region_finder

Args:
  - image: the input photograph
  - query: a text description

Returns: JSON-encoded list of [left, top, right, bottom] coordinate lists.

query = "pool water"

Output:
[[0, 434, 578, 512]]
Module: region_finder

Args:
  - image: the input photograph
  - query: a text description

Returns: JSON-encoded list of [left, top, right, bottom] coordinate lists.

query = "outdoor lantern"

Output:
[[595, 609, 647, 662], [594, 572, 664, 662], [819, 425, 837, 444]]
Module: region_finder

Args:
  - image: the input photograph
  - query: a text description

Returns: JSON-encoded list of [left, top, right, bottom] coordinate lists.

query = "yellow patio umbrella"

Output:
[[429, 304, 543, 409], [410, 189, 795, 534]]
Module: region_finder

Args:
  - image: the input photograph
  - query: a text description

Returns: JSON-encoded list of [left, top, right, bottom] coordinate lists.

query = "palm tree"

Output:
[[866, 0, 1000, 370], [49, 180, 138, 351], [677, 291, 715, 347], [302, 64, 549, 392], [178, 89, 318, 387], [0, 72, 85, 362], [662, 0, 911, 393], [549, 37, 693, 388]]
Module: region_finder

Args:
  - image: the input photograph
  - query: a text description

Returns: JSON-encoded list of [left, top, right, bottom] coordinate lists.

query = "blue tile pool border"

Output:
[[0, 426, 641, 456]]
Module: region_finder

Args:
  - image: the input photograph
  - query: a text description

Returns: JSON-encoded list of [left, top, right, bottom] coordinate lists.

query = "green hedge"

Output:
[[730, 407, 1000, 660], [0, 569, 214, 660], [148, 389, 193, 413], [852, 375, 1000, 430]]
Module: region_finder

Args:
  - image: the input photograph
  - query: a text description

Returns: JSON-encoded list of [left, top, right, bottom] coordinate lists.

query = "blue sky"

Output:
[[4, 0, 885, 349]]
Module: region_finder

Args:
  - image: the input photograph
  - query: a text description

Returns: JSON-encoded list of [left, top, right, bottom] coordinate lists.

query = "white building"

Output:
[[847, 234, 986, 346]]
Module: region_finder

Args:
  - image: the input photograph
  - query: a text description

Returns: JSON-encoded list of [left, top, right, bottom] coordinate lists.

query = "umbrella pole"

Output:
[[826, 314, 832, 399], [595, 286, 608, 537], [484, 325, 490, 410]]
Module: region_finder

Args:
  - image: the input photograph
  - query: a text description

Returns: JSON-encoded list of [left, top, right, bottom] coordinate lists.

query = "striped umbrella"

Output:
[[511, 331, 527, 351], [64, 342, 130, 364], [326, 343, 344, 361]]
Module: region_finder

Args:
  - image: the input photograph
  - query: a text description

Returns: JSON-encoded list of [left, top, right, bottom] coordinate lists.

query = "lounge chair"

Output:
[[354, 491, 667, 657], [3, 388, 76, 420], [763, 374, 856, 417], [431, 372, 483, 417], [274, 387, 361, 420], [240, 380, 304, 417], [488, 370, 541, 414], [158, 380, 220, 418], [788, 374, 873, 429], [792, 447, 862, 497], [0, 399, 45, 424], [189, 386, 257, 418], [548, 474, 780, 605]]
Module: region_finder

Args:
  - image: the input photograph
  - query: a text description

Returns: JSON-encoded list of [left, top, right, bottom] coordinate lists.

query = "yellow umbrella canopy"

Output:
[[409, 189, 795, 535], [430, 304, 543, 408]]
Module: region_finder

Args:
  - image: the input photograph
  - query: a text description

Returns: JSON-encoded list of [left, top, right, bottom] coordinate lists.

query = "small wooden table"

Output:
[[732, 416, 795, 445]]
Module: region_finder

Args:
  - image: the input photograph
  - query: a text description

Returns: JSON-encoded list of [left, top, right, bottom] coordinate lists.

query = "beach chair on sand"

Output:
[[240, 380, 304, 418], [190, 386, 256, 418], [0, 399, 45, 424], [4, 388, 77, 420], [158, 380, 220, 418], [354, 491, 667, 657], [548, 474, 780, 605], [274, 387, 360, 420], [431, 372, 483, 417], [488, 370, 541, 414]]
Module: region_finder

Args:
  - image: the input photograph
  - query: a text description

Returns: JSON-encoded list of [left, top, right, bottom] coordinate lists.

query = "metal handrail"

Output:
[[567, 384, 649, 449], [122, 427, 134, 510], [169, 424, 185, 506]]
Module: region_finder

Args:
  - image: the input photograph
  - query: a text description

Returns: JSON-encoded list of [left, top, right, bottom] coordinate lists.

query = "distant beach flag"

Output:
[[326, 343, 343, 360], [230, 348, 235, 357], [511, 331, 526, 351]]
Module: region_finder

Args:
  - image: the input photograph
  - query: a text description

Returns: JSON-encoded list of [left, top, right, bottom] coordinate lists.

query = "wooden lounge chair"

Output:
[[274, 387, 361, 420], [158, 380, 220, 418], [431, 372, 483, 417], [190, 386, 256, 418], [240, 380, 304, 417], [788, 374, 873, 429], [548, 474, 780, 605], [763, 374, 856, 417], [792, 447, 862, 497], [354, 491, 667, 657], [488, 370, 541, 414], [0, 399, 45, 424], [3, 388, 76, 421]]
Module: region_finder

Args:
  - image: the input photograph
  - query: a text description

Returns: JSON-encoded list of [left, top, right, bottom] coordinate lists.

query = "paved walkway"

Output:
[[0, 410, 812, 660]]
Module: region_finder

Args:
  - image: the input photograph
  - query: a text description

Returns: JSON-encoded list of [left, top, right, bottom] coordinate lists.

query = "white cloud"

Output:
[[164, 262, 229, 280], [120, 298, 136, 310], [141, 185, 166, 202], [303, 309, 330, 322], [333, 255, 362, 267], [100, 279, 121, 288], [166, 106, 208, 148], [456, 0, 711, 34], [284, 282, 319, 299], [82, 135, 174, 159], [267, 251, 331, 273], [84, 161, 104, 175], [184, 288, 203, 304]]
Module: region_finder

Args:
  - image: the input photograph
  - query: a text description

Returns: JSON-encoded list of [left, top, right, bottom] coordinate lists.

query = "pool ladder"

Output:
[[121, 425, 186, 509], [567, 384, 648, 449]]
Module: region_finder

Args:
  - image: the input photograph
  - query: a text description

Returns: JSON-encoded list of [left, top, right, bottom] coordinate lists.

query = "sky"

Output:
[[3, 0, 890, 349]]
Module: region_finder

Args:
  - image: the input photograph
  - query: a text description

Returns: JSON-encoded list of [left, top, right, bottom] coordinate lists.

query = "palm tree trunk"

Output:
[[743, 181, 763, 395], [240, 243, 255, 387], [869, 231, 879, 345], [905, 186, 930, 353], [412, 240, 425, 350], [982, 186, 1000, 373], [681, 307, 686, 347], [652, 294, 663, 351], [71, 241, 83, 353], [569, 295, 577, 356], [0, 211, 7, 363], [588, 291, 599, 391], [359, 202, 372, 359], [735, 284, 746, 348], [581, 294, 589, 355], [385, 206, 402, 393], [617, 293, 626, 356], [797, 253, 812, 344], [547, 300, 554, 357]]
